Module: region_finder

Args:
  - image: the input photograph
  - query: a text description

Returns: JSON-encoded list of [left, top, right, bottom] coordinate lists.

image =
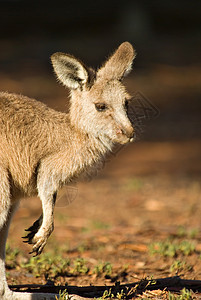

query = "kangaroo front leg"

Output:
[[29, 192, 57, 256]]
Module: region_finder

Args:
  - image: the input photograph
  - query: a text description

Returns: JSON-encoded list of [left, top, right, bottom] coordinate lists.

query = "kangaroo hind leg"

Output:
[[0, 168, 11, 230], [0, 167, 18, 299]]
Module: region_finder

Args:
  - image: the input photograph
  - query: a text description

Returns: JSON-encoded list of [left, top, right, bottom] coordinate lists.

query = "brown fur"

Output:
[[0, 42, 135, 299]]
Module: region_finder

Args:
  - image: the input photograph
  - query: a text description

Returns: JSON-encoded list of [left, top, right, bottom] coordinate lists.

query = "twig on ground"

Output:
[[9, 276, 201, 298]]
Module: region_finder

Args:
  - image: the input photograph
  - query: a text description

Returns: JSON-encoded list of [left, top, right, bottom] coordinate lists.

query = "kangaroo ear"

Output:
[[51, 53, 89, 89], [97, 42, 136, 80]]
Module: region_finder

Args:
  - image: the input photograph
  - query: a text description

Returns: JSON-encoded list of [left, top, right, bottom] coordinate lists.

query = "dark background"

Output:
[[0, 1, 201, 67], [0, 0, 201, 141]]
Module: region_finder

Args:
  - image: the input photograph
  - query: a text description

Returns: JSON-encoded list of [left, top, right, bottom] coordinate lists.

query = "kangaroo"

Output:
[[0, 42, 135, 299]]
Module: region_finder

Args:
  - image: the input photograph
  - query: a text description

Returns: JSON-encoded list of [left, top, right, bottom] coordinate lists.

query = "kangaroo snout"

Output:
[[117, 126, 134, 138], [122, 125, 134, 140], [116, 123, 135, 144]]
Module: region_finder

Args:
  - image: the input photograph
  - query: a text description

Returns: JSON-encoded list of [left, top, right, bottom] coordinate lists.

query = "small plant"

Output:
[[189, 228, 199, 239], [99, 288, 115, 299], [21, 252, 70, 278], [93, 262, 113, 277], [168, 288, 194, 300], [177, 226, 188, 238], [5, 244, 21, 269], [177, 226, 199, 239], [72, 258, 89, 275], [170, 260, 186, 273], [149, 239, 196, 258], [149, 240, 176, 257], [179, 241, 195, 256], [56, 289, 71, 300], [116, 289, 127, 300]]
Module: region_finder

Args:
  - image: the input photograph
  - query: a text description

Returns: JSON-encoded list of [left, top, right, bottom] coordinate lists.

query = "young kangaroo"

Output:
[[0, 42, 135, 299]]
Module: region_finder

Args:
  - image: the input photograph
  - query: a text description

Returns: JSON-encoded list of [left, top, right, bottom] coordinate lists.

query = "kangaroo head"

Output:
[[51, 42, 136, 147]]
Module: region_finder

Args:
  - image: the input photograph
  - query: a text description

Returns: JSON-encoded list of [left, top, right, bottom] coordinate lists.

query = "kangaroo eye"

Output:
[[95, 103, 108, 112]]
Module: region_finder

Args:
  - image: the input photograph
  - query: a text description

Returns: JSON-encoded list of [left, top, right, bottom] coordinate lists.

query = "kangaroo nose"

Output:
[[121, 126, 135, 140]]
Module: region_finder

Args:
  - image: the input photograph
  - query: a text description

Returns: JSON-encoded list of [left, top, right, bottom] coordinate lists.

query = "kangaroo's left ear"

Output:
[[51, 53, 89, 90], [97, 42, 136, 81]]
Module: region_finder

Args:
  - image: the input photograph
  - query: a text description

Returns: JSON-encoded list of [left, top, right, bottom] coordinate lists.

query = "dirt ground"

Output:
[[2, 63, 201, 298]]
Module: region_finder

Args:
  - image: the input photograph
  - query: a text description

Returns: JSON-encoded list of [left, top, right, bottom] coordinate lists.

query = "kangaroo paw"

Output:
[[29, 224, 54, 256], [22, 214, 43, 245]]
